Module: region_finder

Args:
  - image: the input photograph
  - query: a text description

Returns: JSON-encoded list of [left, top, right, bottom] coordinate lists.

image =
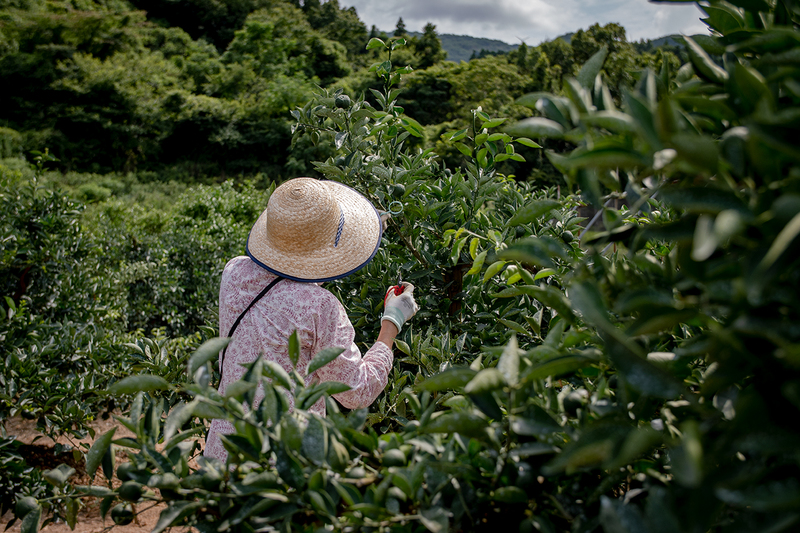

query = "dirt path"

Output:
[[1, 416, 168, 533]]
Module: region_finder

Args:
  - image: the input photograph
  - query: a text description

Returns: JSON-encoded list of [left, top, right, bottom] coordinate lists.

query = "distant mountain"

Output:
[[404, 31, 518, 63], [555, 32, 574, 45], [400, 30, 682, 64], [438, 34, 519, 62]]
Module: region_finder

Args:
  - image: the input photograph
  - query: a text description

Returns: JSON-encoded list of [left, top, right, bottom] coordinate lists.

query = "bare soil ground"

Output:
[[1, 415, 172, 533]]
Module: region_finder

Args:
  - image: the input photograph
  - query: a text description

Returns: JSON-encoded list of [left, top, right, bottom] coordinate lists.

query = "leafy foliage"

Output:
[[6, 1, 800, 532], [1, 0, 682, 180]]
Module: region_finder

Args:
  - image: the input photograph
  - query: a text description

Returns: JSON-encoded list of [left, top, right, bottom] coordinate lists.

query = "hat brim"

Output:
[[246, 181, 382, 282]]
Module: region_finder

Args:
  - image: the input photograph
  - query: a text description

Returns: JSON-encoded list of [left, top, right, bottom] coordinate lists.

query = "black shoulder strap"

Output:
[[221, 276, 283, 374]]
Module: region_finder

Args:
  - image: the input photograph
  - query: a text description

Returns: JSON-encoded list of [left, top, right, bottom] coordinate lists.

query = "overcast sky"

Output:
[[340, 0, 710, 45]]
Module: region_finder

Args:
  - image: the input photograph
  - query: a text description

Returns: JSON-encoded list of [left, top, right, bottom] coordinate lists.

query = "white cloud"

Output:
[[339, 0, 710, 44]]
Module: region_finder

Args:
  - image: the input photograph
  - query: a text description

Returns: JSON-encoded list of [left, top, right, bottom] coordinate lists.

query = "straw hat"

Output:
[[246, 178, 382, 282]]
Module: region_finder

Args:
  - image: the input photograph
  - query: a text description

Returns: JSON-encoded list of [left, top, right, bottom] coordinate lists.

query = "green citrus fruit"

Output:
[[116, 462, 136, 481], [15, 496, 38, 518], [111, 503, 134, 525], [562, 230, 574, 243], [201, 470, 223, 491], [118, 481, 144, 502], [347, 466, 366, 479], [382, 448, 406, 467], [335, 95, 351, 109]]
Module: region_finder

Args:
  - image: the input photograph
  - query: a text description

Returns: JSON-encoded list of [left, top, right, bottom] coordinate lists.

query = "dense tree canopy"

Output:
[[0, 0, 682, 180]]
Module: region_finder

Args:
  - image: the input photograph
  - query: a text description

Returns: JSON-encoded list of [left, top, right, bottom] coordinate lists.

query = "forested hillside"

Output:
[[1, 0, 680, 182]]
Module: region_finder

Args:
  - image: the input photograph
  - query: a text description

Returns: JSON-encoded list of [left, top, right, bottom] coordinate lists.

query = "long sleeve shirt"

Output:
[[203, 256, 393, 461]]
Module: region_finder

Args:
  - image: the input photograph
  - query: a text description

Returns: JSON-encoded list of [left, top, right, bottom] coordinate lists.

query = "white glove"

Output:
[[381, 282, 419, 333]]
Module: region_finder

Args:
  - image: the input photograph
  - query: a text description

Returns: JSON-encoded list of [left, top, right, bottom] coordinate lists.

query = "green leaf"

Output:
[[507, 199, 561, 227], [684, 35, 728, 84], [86, 428, 116, 480], [419, 412, 489, 438], [395, 339, 411, 355], [419, 507, 449, 533], [670, 421, 703, 487], [152, 502, 205, 533], [163, 400, 199, 442], [468, 390, 504, 420], [605, 427, 662, 470], [416, 367, 477, 392], [566, 146, 650, 171], [451, 236, 467, 265], [263, 360, 293, 390], [455, 142, 472, 157], [483, 260, 506, 283], [499, 237, 567, 269], [288, 330, 300, 369], [65, 498, 78, 529], [499, 318, 529, 337], [516, 91, 555, 109], [20, 504, 41, 533], [108, 375, 170, 395], [493, 486, 528, 503], [75, 486, 115, 497], [401, 116, 424, 138], [660, 186, 748, 215], [581, 111, 637, 134], [670, 133, 719, 173], [298, 381, 351, 410], [627, 309, 700, 336], [495, 285, 574, 322], [510, 409, 562, 437], [756, 212, 800, 274], [469, 237, 480, 259], [447, 128, 468, 141], [509, 442, 560, 458], [505, 117, 565, 139], [43, 464, 76, 488], [188, 337, 229, 376], [577, 46, 609, 88], [600, 496, 647, 533], [464, 368, 506, 394], [515, 137, 542, 148], [607, 337, 683, 399], [701, 5, 744, 34], [577, 169, 603, 209], [729, 64, 771, 115], [716, 479, 800, 511], [366, 37, 385, 50], [523, 354, 597, 382], [224, 380, 255, 399], [467, 250, 488, 275], [624, 92, 660, 149], [535, 268, 557, 280], [482, 118, 507, 128], [101, 443, 115, 481], [544, 424, 630, 474], [307, 347, 345, 375]]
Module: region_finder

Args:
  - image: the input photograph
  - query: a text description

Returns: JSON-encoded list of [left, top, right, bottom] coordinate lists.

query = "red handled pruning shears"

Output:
[[385, 274, 404, 303]]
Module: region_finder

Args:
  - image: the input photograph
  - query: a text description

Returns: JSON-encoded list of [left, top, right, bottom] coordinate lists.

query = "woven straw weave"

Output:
[[247, 178, 381, 281]]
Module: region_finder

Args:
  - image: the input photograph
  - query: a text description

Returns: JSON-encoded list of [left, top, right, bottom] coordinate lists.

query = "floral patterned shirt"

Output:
[[203, 256, 393, 461]]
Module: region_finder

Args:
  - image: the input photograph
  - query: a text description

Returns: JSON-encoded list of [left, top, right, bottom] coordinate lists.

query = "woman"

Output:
[[204, 177, 419, 461]]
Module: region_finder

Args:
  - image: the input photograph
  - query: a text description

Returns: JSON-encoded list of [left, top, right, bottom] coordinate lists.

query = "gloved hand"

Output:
[[381, 281, 419, 333]]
